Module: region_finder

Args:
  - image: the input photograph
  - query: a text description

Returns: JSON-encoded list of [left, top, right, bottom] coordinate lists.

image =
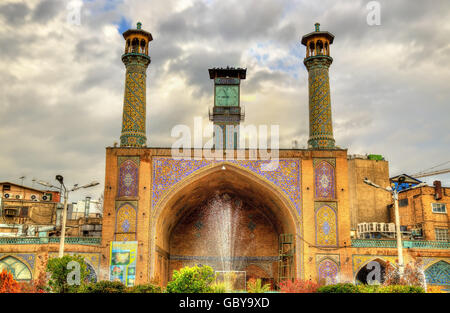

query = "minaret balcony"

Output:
[[209, 106, 245, 122]]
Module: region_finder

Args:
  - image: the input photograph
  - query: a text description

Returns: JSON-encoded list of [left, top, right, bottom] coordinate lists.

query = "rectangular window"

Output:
[[399, 198, 408, 207], [435, 228, 449, 241], [432, 203, 447, 213], [2, 184, 11, 191]]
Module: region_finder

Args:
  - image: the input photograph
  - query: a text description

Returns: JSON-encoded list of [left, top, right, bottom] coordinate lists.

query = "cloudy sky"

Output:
[[0, 0, 449, 202]]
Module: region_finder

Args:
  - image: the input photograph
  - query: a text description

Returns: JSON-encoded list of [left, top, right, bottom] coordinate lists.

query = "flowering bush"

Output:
[[279, 279, 319, 293], [0, 270, 21, 293]]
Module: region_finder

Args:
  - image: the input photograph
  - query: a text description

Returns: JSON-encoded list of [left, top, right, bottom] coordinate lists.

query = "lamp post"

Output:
[[363, 177, 427, 276], [38, 176, 99, 257]]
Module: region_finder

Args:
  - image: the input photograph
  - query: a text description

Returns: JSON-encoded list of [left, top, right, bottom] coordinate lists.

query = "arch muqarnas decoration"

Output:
[[314, 159, 335, 199], [115, 202, 137, 241], [317, 258, 339, 285], [315, 203, 338, 247], [425, 260, 450, 286], [0, 256, 32, 281], [118, 158, 139, 198]]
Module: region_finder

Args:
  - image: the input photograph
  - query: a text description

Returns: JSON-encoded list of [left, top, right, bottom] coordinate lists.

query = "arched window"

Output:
[[425, 260, 450, 286], [316, 40, 324, 55], [140, 39, 146, 54], [131, 38, 139, 53], [126, 39, 130, 53], [309, 42, 315, 56], [0, 256, 32, 281]]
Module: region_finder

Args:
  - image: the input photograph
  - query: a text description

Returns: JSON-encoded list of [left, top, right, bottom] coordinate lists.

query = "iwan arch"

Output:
[[96, 22, 450, 289]]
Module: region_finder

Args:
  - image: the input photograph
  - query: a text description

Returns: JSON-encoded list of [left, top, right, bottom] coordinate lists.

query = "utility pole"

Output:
[[363, 177, 426, 275], [38, 176, 99, 258]]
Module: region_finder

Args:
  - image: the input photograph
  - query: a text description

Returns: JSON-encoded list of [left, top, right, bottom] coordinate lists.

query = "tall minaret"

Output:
[[301, 23, 335, 149], [120, 22, 152, 147]]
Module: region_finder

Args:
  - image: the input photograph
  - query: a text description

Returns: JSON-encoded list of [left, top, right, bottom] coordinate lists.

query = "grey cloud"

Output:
[[0, 2, 30, 25], [32, 0, 64, 23]]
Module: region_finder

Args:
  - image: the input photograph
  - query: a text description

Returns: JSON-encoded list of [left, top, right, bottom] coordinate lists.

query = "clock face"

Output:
[[215, 85, 239, 107]]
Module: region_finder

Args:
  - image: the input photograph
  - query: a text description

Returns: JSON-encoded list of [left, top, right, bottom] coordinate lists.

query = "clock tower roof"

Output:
[[208, 67, 247, 80]]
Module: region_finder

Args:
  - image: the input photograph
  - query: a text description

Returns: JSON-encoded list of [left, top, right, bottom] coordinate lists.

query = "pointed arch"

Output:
[[315, 204, 338, 247], [150, 160, 302, 282], [317, 257, 339, 285], [0, 256, 32, 281], [425, 260, 450, 286], [115, 202, 137, 241]]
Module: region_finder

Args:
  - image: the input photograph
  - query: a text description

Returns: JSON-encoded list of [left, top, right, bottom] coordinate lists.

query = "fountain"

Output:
[[201, 193, 249, 291]]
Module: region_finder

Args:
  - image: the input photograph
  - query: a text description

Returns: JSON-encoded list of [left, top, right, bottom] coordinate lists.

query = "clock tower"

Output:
[[208, 67, 246, 149]]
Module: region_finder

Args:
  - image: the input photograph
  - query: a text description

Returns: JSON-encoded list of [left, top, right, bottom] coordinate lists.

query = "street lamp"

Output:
[[38, 176, 99, 257]]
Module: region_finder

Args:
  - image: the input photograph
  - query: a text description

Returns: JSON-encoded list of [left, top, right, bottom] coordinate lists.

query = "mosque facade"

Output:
[[0, 23, 448, 291]]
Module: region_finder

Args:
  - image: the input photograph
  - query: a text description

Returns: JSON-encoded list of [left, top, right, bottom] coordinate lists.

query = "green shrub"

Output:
[[166, 265, 215, 293], [247, 279, 271, 293], [46, 255, 88, 293], [357, 284, 380, 293], [317, 283, 360, 293], [377, 285, 425, 293], [127, 283, 162, 293], [78, 280, 126, 293]]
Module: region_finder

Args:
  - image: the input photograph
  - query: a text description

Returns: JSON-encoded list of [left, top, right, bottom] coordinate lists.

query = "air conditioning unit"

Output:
[[376, 223, 383, 232], [3, 208, 18, 217], [387, 223, 395, 232], [369, 222, 378, 232], [15, 194, 22, 200], [3, 193, 10, 199], [31, 194, 38, 201], [42, 193, 52, 201]]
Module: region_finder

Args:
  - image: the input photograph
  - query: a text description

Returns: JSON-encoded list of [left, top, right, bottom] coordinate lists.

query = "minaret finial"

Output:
[[315, 23, 320, 32], [137, 22, 142, 30]]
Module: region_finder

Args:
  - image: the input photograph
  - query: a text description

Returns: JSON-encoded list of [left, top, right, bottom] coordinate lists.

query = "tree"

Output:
[[46, 255, 88, 293], [383, 260, 426, 289]]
